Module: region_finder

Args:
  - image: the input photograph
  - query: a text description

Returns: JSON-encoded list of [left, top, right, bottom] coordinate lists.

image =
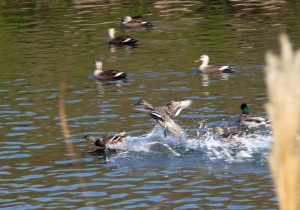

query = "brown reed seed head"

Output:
[[264, 34, 300, 210]]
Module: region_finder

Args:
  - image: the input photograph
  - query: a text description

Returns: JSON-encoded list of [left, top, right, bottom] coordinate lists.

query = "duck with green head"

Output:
[[239, 103, 270, 127]]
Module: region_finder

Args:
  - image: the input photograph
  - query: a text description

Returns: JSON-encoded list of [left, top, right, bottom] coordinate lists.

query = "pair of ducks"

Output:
[[83, 99, 193, 148], [108, 16, 153, 45], [214, 103, 270, 140], [93, 55, 234, 81]]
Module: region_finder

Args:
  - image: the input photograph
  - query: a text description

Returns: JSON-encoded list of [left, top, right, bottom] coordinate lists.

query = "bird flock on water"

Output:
[[82, 16, 270, 149]]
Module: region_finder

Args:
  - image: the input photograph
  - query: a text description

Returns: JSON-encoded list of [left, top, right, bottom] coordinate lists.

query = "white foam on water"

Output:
[[106, 126, 274, 164]]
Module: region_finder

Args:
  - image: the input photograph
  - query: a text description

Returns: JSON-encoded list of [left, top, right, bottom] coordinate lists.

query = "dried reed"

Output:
[[265, 34, 300, 210], [59, 82, 92, 208]]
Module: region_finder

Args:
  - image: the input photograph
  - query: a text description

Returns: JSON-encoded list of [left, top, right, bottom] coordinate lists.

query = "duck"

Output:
[[239, 103, 270, 127], [135, 99, 185, 137], [82, 131, 126, 148], [135, 99, 193, 118], [93, 59, 126, 80], [121, 16, 153, 28], [194, 55, 234, 73], [108, 28, 138, 45], [213, 126, 245, 141]]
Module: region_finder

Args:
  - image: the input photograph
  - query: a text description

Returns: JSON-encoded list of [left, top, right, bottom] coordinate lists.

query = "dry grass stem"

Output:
[[265, 34, 300, 210], [59, 82, 92, 208]]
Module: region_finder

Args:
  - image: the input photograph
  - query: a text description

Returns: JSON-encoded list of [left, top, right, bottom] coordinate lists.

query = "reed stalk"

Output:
[[59, 82, 92, 208], [265, 34, 300, 210]]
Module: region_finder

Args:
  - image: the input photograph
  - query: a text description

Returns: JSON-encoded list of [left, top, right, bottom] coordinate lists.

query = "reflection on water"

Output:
[[2, 0, 299, 208], [230, 0, 287, 18], [153, 0, 201, 16]]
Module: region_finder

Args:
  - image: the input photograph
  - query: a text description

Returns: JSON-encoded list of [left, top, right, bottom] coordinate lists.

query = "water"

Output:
[[1, 0, 300, 209]]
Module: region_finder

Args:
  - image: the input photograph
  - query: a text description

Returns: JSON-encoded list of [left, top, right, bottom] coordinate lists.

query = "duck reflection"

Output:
[[201, 73, 210, 87], [108, 44, 138, 62]]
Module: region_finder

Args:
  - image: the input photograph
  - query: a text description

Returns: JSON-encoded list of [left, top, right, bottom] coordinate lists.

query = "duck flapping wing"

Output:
[[164, 100, 192, 117]]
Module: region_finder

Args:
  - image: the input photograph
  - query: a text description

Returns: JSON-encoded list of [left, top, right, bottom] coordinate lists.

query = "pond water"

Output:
[[1, 0, 300, 209]]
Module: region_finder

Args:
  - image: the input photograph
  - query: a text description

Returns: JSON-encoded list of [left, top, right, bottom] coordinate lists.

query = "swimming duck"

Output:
[[239, 103, 270, 127], [213, 126, 245, 141], [135, 99, 192, 118], [135, 100, 184, 137], [93, 59, 126, 80], [194, 55, 234, 73], [108, 28, 138, 45], [121, 16, 153, 28], [82, 131, 126, 148]]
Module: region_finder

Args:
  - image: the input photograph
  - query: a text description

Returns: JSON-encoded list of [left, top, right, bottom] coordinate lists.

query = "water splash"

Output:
[[105, 125, 273, 166]]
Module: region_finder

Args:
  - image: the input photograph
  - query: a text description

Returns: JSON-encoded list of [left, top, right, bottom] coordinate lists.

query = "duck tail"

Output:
[[114, 72, 126, 79], [220, 66, 234, 73]]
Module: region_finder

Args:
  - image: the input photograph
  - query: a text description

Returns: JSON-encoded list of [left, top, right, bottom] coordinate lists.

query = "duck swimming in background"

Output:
[[194, 55, 234, 73], [108, 28, 138, 45], [93, 59, 126, 80], [121, 16, 153, 28], [82, 131, 126, 148], [239, 103, 270, 127]]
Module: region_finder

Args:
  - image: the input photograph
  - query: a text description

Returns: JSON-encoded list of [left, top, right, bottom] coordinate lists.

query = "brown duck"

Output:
[[213, 126, 245, 141], [93, 59, 126, 80], [195, 55, 234, 73], [121, 16, 153, 28], [135, 99, 192, 137], [108, 28, 138, 45], [82, 131, 125, 148]]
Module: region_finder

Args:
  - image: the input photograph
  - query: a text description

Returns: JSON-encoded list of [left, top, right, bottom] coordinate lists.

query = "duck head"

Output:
[[82, 134, 97, 143], [122, 16, 132, 23], [240, 103, 249, 114], [108, 28, 115, 39], [195, 55, 209, 63], [135, 99, 154, 110], [135, 99, 148, 105]]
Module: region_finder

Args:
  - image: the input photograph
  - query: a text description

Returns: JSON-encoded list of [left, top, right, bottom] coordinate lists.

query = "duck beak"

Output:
[[194, 59, 200, 63]]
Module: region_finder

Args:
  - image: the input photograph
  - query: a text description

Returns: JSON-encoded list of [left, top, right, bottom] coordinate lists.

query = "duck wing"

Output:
[[165, 100, 192, 117], [135, 19, 153, 26], [218, 65, 234, 73], [97, 70, 126, 80], [150, 111, 181, 137], [109, 35, 139, 45], [203, 65, 234, 73], [94, 138, 107, 147], [239, 114, 269, 127]]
